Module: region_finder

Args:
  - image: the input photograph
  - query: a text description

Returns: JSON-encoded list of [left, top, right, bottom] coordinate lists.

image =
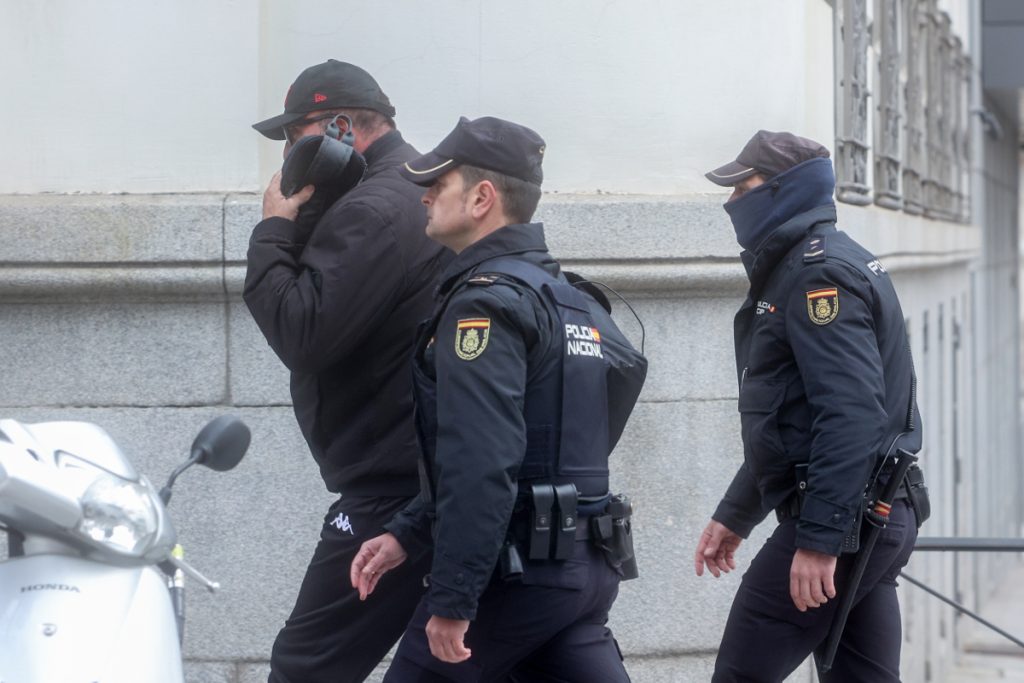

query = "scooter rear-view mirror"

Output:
[[159, 416, 251, 504], [190, 416, 250, 473]]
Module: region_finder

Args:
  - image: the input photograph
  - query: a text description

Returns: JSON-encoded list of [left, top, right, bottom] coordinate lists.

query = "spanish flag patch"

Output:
[[455, 318, 490, 360], [806, 288, 839, 325]]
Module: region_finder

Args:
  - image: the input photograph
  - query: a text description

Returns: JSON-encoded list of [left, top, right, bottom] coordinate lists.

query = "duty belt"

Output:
[[501, 486, 638, 581]]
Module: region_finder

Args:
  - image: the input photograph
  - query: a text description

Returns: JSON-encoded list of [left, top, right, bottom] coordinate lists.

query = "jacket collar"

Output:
[[363, 130, 414, 179], [438, 223, 549, 294], [742, 204, 837, 291]]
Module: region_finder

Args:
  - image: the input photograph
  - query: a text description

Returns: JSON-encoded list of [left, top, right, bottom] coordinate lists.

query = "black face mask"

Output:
[[280, 115, 367, 231], [722, 157, 837, 253]]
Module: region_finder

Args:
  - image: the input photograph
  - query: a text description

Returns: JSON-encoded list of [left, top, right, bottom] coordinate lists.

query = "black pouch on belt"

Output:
[[528, 484, 555, 560], [904, 463, 930, 529], [590, 494, 639, 580], [498, 539, 524, 583], [552, 484, 578, 561]]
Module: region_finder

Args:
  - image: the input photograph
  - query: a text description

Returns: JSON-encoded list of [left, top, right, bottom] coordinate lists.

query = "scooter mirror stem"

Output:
[[158, 453, 202, 505]]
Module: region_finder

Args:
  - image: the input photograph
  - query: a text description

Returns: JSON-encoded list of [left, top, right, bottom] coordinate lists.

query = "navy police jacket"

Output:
[[712, 202, 922, 557], [385, 222, 618, 620]]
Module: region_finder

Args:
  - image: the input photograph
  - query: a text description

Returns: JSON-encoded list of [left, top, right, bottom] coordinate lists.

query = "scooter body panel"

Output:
[[0, 554, 183, 683]]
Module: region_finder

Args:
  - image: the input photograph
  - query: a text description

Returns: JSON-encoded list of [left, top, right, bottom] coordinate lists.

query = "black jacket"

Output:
[[386, 223, 565, 620], [244, 130, 450, 496], [712, 204, 922, 556]]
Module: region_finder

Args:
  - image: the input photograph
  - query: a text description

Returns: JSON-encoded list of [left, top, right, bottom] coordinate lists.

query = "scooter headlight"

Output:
[[77, 474, 159, 556]]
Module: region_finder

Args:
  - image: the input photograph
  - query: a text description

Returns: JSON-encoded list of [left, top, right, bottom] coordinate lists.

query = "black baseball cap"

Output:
[[252, 60, 396, 140], [705, 130, 830, 186], [401, 116, 546, 187]]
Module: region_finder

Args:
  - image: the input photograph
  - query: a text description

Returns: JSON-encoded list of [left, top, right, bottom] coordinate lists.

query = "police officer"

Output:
[[694, 131, 925, 682], [350, 116, 643, 682]]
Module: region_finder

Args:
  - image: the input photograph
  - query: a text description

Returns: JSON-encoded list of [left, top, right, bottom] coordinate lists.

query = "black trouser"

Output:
[[713, 499, 917, 683], [383, 541, 630, 682], [268, 494, 431, 683]]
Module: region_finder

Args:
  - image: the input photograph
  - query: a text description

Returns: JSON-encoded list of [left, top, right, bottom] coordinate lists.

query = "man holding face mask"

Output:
[[244, 59, 449, 683]]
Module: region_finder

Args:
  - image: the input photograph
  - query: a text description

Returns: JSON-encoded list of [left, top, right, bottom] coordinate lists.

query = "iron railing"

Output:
[[903, 537, 1024, 650]]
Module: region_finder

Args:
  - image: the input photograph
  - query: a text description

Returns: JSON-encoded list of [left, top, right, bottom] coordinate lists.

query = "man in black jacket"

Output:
[[694, 131, 924, 682], [245, 59, 448, 683], [349, 116, 637, 682]]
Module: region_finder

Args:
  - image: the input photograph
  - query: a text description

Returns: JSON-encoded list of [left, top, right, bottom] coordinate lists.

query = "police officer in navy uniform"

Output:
[[694, 131, 926, 682], [349, 116, 642, 682]]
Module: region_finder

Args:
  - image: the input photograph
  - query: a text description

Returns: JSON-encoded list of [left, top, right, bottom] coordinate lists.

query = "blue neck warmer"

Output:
[[724, 157, 836, 252]]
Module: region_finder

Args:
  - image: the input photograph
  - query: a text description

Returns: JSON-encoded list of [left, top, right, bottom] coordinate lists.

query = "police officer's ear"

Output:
[[467, 178, 499, 219]]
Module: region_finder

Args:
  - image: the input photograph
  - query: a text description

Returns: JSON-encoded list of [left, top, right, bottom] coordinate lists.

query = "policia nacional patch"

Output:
[[806, 288, 839, 325], [455, 318, 490, 360]]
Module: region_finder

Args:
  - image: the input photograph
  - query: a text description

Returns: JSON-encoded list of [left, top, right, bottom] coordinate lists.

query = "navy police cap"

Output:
[[706, 130, 830, 187], [402, 116, 545, 187]]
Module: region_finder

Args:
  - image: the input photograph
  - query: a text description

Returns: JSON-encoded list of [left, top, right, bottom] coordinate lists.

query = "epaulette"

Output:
[[465, 273, 501, 286], [803, 236, 827, 264]]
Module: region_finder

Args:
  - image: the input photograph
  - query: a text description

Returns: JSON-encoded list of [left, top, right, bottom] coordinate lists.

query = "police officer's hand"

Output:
[[789, 548, 837, 612], [262, 171, 315, 221], [426, 616, 472, 663], [350, 532, 408, 600], [694, 519, 743, 577]]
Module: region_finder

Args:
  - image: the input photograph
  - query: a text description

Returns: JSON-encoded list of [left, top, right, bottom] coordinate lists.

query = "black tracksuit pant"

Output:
[[268, 494, 431, 683]]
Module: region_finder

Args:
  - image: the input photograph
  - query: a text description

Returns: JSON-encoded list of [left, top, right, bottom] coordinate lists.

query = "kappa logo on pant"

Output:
[[330, 511, 355, 535]]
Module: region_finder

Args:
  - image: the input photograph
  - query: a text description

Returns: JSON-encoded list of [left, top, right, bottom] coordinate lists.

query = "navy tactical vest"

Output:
[[412, 257, 647, 499]]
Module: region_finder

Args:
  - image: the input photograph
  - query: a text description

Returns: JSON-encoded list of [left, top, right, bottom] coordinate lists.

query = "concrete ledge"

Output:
[[0, 193, 980, 302], [0, 194, 226, 263], [0, 253, 977, 304], [222, 260, 751, 297], [0, 264, 226, 303]]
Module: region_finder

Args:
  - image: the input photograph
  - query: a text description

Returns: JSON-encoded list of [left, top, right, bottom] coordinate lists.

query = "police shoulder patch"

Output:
[[806, 288, 839, 325], [455, 318, 490, 360]]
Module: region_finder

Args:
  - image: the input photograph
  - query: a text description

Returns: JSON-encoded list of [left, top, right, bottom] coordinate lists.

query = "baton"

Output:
[[818, 449, 917, 674]]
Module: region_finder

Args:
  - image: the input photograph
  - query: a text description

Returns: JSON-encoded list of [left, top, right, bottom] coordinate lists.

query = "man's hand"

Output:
[[426, 616, 471, 663], [789, 547, 837, 611], [349, 532, 408, 600], [262, 170, 315, 221], [694, 519, 743, 577]]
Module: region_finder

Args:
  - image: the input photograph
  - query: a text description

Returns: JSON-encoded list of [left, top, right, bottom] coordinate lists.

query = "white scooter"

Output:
[[0, 415, 250, 683]]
